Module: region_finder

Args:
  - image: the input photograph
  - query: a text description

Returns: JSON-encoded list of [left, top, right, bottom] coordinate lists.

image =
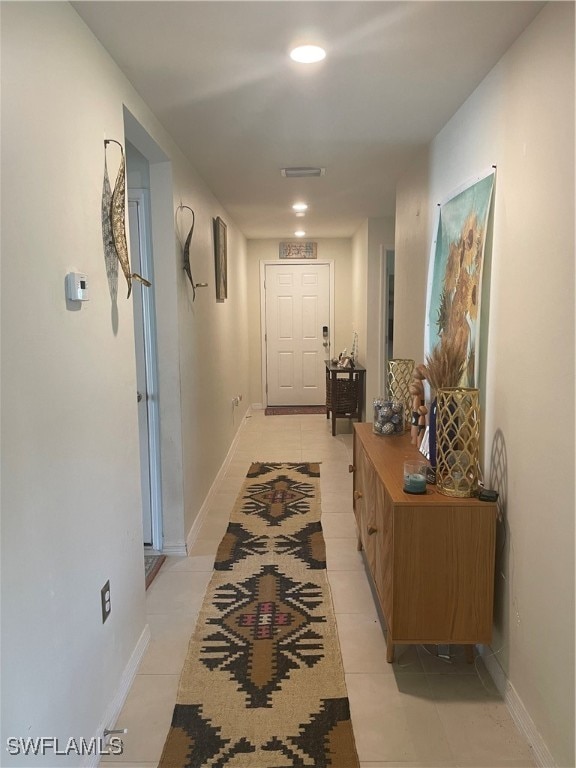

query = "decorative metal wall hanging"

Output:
[[279, 241, 317, 259], [176, 204, 208, 301], [102, 139, 151, 299], [101, 152, 118, 302]]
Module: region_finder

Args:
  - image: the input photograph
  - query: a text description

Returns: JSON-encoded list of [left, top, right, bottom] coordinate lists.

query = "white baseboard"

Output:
[[161, 544, 187, 556], [90, 624, 151, 767], [185, 411, 250, 553], [479, 645, 556, 768]]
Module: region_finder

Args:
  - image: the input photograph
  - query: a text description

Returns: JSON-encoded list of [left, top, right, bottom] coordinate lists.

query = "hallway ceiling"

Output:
[[74, 1, 543, 239]]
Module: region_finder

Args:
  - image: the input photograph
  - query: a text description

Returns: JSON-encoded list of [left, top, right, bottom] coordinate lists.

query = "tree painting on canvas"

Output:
[[425, 171, 495, 387]]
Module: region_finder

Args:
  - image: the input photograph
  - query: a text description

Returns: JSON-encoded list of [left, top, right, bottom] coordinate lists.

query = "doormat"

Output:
[[265, 405, 327, 416], [144, 553, 166, 590], [158, 462, 359, 767]]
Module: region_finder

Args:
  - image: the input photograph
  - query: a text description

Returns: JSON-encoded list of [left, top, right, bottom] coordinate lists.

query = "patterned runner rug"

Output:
[[144, 553, 166, 590], [159, 462, 359, 767]]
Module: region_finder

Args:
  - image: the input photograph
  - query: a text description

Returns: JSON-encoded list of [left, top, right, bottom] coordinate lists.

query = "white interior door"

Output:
[[264, 263, 331, 406], [128, 192, 162, 549]]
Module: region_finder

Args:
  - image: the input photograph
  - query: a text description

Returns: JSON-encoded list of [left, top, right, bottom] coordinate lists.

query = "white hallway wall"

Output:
[[1, 2, 250, 764], [351, 217, 396, 409], [394, 4, 574, 766], [364, 217, 395, 404]]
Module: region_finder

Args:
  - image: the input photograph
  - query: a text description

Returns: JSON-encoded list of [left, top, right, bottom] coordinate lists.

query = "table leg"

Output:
[[357, 371, 364, 422], [386, 639, 395, 663], [331, 374, 337, 436]]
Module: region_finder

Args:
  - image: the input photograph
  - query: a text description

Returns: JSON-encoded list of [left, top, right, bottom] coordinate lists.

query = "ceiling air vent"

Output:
[[280, 167, 326, 178]]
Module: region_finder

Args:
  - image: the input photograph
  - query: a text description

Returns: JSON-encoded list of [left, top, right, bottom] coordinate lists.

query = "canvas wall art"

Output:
[[213, 216, 227, 301], [425, 170, 495, 387]]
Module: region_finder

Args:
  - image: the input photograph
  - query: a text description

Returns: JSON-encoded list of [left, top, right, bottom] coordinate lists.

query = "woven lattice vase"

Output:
[[386, 359, 414, 430], [436, 387, 480, 497]]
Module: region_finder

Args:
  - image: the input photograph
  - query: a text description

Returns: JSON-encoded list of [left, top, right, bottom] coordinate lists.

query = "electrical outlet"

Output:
[[101, 580, 111, 623]]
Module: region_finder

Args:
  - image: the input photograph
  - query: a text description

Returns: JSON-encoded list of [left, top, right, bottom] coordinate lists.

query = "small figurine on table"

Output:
[[409, 364, 428, 447], [338, 348, 353, 368]]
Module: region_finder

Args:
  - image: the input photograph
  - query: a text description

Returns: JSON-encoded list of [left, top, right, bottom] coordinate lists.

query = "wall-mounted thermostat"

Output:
[[65, 272, 89, 302]]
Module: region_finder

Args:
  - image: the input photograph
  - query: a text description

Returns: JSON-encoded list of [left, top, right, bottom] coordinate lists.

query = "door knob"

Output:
[[354, 490, 363, 500], [137, 392, 143, 402], [368, 526, 378, 535]]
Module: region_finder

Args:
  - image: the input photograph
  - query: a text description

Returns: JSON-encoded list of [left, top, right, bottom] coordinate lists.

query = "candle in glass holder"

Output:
[[403, 460, 427, 494]]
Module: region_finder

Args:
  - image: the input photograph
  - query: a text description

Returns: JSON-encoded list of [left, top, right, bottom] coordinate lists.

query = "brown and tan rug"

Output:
[[159, 462, 359, 767], [144, 553, 166, 590]]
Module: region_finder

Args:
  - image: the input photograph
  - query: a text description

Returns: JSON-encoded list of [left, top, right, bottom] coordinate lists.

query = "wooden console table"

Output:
[[325, 362, 365, 436], [352, 423, 496, 663]]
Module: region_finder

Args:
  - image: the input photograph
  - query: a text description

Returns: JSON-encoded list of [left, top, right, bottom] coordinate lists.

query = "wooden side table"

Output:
[[325, 362, 366, 436]]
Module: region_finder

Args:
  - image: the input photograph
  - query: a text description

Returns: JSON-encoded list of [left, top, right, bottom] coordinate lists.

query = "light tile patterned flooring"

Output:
[[102, 411, 536, 767]]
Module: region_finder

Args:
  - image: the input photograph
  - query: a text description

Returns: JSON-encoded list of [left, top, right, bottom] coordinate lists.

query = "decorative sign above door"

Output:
[[279, 242, 317, 259]]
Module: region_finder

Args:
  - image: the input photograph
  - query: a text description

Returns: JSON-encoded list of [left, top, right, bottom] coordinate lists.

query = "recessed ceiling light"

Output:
[[292, 202, 308, 212], [290, 45, 326, 64], [294, 230, 306, 237]]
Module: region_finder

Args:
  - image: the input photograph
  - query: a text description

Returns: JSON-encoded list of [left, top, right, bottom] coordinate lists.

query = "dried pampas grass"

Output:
[[424, 339, 466, 392]]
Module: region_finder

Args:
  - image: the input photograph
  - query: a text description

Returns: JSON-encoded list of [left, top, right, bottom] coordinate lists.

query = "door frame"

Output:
[[128, 188, 163, 551], [259, 259, 335, 408], [380, 247, 395, 396]]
